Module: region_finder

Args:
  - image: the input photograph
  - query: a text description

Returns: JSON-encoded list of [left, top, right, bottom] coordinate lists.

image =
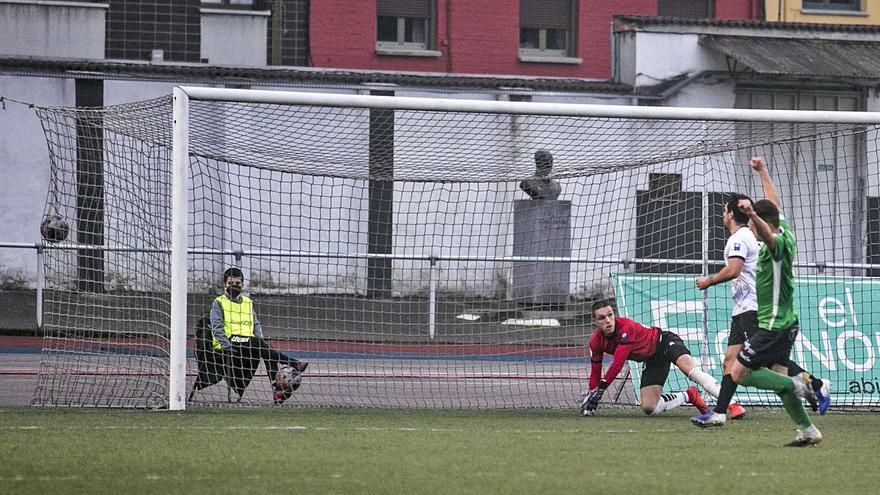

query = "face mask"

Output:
[[226, 285, 242, 299]]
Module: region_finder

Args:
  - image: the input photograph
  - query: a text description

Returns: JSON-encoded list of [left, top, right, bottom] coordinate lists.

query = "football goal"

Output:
[[30, 87, 880, 411]]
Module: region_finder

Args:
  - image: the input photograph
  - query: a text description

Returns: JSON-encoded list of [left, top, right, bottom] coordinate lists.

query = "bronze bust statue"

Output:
[[520, 149, 561, 200]]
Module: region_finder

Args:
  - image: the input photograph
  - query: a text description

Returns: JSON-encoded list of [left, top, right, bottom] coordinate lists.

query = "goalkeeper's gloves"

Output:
[[581, 380, 609, 415]]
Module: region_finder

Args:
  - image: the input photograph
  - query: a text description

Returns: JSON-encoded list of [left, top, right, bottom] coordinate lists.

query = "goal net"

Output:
[[30, 88, 880, 411]]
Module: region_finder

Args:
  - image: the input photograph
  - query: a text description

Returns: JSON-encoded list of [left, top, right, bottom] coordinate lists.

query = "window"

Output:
[[376, 0, 434, 52], [658, 0, 713, 18], [519, 0, 576, 60], [803, 0, 860, 11]]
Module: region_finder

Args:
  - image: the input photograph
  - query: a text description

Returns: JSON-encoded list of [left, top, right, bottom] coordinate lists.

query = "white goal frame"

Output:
[[170, 86, 880, 410]]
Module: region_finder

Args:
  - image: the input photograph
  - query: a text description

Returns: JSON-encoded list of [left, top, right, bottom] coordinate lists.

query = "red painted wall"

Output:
[[310, 1, 758, 80], [715, 0, 761, 19]]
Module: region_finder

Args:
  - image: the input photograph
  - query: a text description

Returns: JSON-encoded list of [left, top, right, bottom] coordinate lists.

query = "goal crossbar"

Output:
[[179, 86, 880, 124]]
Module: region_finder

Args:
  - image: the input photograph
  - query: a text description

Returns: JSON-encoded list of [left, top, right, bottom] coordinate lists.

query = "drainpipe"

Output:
[[445, 0, 453, 73], [610, 20, 618, 83], [271, 0, 283, 65]]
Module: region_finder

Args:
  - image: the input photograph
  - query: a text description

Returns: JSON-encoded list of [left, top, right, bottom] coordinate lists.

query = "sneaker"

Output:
[[685, 386, 709, 414], [814, 379, 831, 415], [728, 402, 747, 420], [784, 424, 822, 447], [691, 411, 726, 428]]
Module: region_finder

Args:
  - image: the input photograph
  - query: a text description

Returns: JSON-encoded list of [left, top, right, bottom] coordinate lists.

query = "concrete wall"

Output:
[[0, 1, 106, 59], [0, 75, 73, 286], [200, 8, 271, 66]]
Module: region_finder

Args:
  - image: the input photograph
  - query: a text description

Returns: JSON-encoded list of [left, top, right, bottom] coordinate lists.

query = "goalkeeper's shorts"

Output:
[[640, 331, 690, 388]]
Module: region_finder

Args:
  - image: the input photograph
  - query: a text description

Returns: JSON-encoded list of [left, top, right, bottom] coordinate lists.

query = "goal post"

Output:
[[32, 85, 880, 411], [169, 87, 190, 410]]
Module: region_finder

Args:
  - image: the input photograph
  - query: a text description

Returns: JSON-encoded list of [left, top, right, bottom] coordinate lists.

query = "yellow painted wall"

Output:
[[766, 0, 880, 24]]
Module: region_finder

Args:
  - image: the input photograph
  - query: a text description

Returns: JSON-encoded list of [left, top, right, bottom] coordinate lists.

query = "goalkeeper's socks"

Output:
[[712, 374, 737, 415], [650, 392, 688, 415], [687, 368, 721, 397]]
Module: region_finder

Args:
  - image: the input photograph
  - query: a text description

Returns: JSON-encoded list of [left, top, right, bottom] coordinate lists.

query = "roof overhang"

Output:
[[0, 57, 632, 96], [700, 35, 880, 82]]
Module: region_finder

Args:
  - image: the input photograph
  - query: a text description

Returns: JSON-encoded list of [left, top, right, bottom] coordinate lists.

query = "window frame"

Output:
[[375, 0, 439, 57], [377, 15, 431, 50], [657, 0, 714, 19], [519, 27, 570, 57], [518, 0, 580, 63], [803, 0, 861, 11]]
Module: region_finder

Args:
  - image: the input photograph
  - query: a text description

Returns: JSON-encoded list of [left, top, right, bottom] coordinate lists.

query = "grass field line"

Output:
[[0, 424, 677, 434], [0, 470, 793, 483], [0, 474, 331, 482]]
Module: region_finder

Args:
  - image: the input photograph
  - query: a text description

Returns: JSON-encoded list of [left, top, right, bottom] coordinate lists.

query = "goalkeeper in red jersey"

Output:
[[581, 299, 742, 417]]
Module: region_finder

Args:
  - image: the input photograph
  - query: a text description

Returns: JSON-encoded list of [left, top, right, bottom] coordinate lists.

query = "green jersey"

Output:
[[755, 216, 798, 331]]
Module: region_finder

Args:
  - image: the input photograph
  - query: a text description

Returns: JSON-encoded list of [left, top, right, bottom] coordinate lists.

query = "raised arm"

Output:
[[750, 157, 781, 210], [738, 198, 778, 253]]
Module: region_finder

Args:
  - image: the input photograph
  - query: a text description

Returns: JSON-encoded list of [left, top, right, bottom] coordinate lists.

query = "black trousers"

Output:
[[191, 316, 302, 399]]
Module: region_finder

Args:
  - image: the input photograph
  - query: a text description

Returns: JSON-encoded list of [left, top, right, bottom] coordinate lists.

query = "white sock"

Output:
[[651, 391, 688, 416], [687, 368, 721, 398]]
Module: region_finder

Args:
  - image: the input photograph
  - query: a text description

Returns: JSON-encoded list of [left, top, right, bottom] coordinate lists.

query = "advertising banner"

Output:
[[612, 274, 880, 406]]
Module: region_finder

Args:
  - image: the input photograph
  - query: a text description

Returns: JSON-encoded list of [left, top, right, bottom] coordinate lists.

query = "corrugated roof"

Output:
[[617, 15, 880, 34], [700, 35, 880, 79], [0, 57, 632, 95]]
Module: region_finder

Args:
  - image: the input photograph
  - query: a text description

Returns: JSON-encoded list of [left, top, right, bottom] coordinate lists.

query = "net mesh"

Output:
[[30, 92, 880, 411]]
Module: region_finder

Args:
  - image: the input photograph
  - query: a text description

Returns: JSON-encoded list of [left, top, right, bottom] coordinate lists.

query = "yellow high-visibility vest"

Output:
[[213, 295, 255, 349]]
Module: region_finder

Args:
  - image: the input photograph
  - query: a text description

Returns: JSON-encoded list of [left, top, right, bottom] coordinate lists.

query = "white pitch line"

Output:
[[0, 425, 680, 434]]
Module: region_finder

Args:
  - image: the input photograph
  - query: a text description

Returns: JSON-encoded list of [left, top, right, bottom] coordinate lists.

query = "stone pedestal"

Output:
[[512, 199, 571, 306]]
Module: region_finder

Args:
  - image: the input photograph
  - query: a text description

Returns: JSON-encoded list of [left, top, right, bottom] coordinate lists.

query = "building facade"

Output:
[[310, 0, 759, 79]]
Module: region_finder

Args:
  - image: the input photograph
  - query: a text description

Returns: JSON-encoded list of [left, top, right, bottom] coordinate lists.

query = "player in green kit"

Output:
[[692, 157, 822, 447]]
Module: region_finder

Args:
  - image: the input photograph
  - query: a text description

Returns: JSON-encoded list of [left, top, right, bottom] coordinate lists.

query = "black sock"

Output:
[[785, 359, 806, 377], [785, 360, 823, 390], [713, 374, 737, 414]]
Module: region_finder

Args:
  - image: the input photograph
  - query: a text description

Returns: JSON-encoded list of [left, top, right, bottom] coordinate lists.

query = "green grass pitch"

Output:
[[0, 407, 877, 494]]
